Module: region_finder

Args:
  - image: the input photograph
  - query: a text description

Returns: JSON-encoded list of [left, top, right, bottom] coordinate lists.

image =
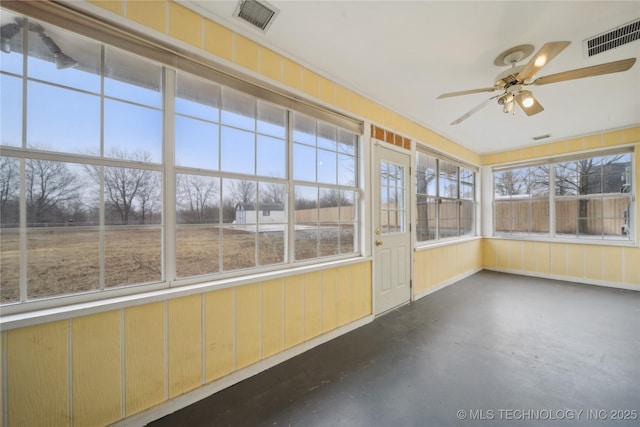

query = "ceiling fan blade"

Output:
[[516, 41, 571, 82], [437, 87, 496, 99], [450, 94, 501, 125], [515, 91, 544, 116], [533, 58, 637, 86]]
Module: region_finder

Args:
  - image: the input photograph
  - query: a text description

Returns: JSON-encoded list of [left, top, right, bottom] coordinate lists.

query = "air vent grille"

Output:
[[533, 134, 551, 141], [234, 0, 279, 32], [584, 19, 640, 57]]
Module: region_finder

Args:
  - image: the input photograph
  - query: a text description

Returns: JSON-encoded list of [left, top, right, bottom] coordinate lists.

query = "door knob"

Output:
[[375, 240, 383, 246]]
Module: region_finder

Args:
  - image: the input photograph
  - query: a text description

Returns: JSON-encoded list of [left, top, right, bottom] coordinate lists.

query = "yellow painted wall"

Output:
[[482, 127, 640, 287], [3, 262, 372, 426], [413, 239, 483, 295]]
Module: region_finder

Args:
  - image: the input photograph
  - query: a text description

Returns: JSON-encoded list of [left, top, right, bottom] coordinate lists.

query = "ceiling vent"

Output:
[[583, 18, 640, 57], [533, 134, 551, 141], [233, 0, 279, 32]]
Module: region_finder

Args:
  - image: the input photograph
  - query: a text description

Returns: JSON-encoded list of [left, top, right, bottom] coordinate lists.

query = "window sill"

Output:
[[414, 235, 481, 251], [488, 234, 637, 248]]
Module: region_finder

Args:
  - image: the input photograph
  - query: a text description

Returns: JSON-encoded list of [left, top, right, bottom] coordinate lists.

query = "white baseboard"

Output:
[[482, 267, 640, 292], [111, 315, 374, 427], [412, 267, 483, 301]]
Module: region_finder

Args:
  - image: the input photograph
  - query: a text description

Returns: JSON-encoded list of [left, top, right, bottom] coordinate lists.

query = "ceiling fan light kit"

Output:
[[438, 41, 637, 125]]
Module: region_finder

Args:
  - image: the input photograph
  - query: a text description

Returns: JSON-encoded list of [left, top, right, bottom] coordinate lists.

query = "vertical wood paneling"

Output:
[[321, 269, 338, 332], [603, 247, 623, 284], [337, 266, 352, 326], [550, 244, 567, 276], [126, 0, 167, 33], [351, 262, 366, 319], [304, 271, 322, 339], [72, 311, 122, 427], [584, 246, 603, 280], [124, 302, 165, 416], [623, 248, 640, 285], [168, 295, 202, 398], [535, 242, 550, 274], [567, 245, 584, 278], [235, 284, 261, 369], [204, 288, 235, 382], [283, 275, 304, 349], [204, 19, 234, 61], [7, 321, 69, 426], [261, 279, 283, 358], [364, 261, 372, 315], [168, 2, 202, 48]]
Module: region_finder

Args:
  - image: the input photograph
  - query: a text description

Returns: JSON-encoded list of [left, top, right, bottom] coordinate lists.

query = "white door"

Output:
[[373, 143, 412, 315]]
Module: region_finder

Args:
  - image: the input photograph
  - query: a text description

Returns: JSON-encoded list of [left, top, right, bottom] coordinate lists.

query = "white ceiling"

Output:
[[186, 1, 640, 155]]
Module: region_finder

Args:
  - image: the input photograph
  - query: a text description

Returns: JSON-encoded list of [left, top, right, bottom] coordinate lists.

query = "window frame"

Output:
[[492, 148, 635, 243], [415, 148, 478, 245]]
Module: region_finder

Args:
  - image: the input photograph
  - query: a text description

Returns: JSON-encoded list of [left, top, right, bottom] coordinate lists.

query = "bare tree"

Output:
[[495, 170, 524, 196], [260, 182, 285, 205], [84, 148, 157, 225], [136, 171, 161, 224], [0, 157, 19, 225], [177, 174, 218, 223], [320, 188, 352, 207], [25, 158, 81, 224], [228, 179, 256, 204]]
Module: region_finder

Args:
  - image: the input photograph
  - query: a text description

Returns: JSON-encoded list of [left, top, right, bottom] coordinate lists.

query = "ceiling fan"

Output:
[[437, 42, 636, 125]]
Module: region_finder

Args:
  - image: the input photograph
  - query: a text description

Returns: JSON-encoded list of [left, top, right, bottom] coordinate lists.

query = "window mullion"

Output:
[[549, 164, 556, 237], [164, 67, 177, 284]]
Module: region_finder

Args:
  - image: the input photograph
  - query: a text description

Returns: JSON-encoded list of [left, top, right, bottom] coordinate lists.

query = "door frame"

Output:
[[371, 139, 413, 315]]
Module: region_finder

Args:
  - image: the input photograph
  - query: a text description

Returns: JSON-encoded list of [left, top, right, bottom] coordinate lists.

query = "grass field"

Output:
[[0, 225, 353, 304]]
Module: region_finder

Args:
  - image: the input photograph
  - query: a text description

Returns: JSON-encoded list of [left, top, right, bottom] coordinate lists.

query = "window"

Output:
[[0, 10, 361, 309], [493, 150, 634, 240], [415, 151, 476, 242], [293, 113, 359, 260]]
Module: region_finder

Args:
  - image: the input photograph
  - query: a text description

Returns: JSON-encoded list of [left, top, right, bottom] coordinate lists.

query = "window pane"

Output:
[[339, 190, 357, 222], [1, 74, 22, 147], [317, 149, 336, 184], [439, 199, 459, 238], [494, 200, 513, 234], [258, 228, 284, 266], [176, 225, 219, 278], [339, 223, 355, 254], [338, 154, 356, 186], [0, 228, 19, 303], [105, 47, 162, 108], [223, 178, 256, 223], [175, 115, 219, 170], [0, 157, 19, 227], [27, 20, 101, 93], [295, 224, 318, 260], [416, 153, 437, 196], [27, 228, 100, 299], [439, 161, 458, 198], [104, 99, 162, 162], [0, 11, 24, 75], [293, 113, 316, 145], [295, 185, 318, 222], [221, 126, 255, 174], [257, 101, 286, 138], [25, 160, 88, 226], [319, 225, 340, 257], [27, 80, 100, 155], [222, 226, 256, 271], [105, 227, 162, 287], [176, 174, 220, 224], [176, 72, 220, 120], [257, 135, 285, 178], [293, 143, 316, 182], [103, 167, 162, 225], [460, 168, 474, 200], [338, 129, 357, 156], [221, 87, 255, 131], [416, 195, 437, 241], [317, 122, 337, 150], [460, 200, 474, 236]]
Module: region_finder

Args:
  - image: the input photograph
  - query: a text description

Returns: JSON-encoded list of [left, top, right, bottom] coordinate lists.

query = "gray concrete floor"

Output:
[[149, 271, 640, 426]]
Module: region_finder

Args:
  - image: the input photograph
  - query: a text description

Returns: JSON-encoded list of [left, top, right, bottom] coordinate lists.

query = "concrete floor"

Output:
[[149, 271, 640, 426]]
